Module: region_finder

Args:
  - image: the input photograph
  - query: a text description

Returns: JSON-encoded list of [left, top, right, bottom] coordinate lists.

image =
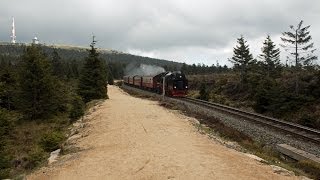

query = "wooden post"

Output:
[[162, 77, 165, 100]]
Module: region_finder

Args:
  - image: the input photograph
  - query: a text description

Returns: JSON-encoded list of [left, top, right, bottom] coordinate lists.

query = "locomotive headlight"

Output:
[[174, 86, 176, 89], [185, 86, 188, 88]]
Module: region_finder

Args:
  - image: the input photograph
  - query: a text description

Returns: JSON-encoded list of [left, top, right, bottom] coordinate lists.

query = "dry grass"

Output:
[[294, 160, 320, 179], [4, 115, 69, 177]]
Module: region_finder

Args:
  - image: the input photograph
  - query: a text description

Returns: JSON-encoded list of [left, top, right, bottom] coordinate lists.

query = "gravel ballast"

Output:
[[122, 85, 320, 157]]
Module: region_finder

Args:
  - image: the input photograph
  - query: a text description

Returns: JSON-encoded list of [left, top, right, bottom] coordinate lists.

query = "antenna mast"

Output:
[[91, 34, 97, 47], [11, 17, 16, 44]]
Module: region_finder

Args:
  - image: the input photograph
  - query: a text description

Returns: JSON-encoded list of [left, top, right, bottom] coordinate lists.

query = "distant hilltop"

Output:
[[0, 42, 122, 54], [0, 42, 182, 70], [51, 44, 123, 55], [0, 42, 134, 54]]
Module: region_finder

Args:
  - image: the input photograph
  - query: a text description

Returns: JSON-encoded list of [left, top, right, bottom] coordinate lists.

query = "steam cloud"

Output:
[[125, 63, 165, 76]]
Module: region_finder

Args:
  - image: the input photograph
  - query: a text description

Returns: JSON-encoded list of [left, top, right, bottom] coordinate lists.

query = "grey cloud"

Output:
[[0, 0, 319, 65]]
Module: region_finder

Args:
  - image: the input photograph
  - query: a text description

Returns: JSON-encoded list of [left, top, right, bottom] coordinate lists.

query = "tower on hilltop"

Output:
[[11, 17, 16, 44]]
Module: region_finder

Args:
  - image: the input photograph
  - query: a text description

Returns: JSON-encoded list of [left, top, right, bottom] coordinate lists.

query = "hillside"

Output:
[[0, 42, 182, 70]]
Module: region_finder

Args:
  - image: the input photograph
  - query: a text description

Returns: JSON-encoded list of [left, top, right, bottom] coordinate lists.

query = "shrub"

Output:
[[0, 109, 14, 179], [40, 131, 65, 152], [108, 74, 114, 85], [0, 108, 14, 137], [210, 94, 227, 104], [297, 112, 320, 129], [25, 147, 46, 169], [0, 152, 11, 179], [115, 80, 123, 86], [294, 160, 320, 179], [69, 95, 85, 122], [198, 83, 209, 101]]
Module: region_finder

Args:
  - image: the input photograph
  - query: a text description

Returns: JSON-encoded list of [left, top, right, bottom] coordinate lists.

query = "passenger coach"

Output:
[[123, 71, 188, 97]]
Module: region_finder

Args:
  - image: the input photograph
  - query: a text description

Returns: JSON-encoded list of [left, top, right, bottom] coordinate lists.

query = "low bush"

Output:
[[0, 108, 14, 137], [115, 80, 123, 86], [69, 95, 85, 122], [40, 131, 65, 152], [209, 93, 227, 104], [24, 146, 47, 169], [0, 108, 14, 179], [108, 74, 114, 85], [0, 152, 11, 179], [294, 160, 320, 179], [198, 83, 209, 101]]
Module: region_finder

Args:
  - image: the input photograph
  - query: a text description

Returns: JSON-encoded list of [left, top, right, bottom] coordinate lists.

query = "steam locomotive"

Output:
[[123, 71, 188, 97]]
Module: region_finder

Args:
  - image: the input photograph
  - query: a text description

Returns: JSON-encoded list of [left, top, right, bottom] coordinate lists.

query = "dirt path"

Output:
[[28, 86, 300, 180]]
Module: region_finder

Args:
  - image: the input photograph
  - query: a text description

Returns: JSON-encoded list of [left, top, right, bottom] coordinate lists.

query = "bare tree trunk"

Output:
[[295, 29, 299, 94], [240, 65, 244, 90]]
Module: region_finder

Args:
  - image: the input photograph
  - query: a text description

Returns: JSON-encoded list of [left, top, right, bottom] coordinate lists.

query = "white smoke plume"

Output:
[[125, 63, 165, 76]]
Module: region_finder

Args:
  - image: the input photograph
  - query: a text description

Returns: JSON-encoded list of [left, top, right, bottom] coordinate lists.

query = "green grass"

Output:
[[0, 99, 99, 178]]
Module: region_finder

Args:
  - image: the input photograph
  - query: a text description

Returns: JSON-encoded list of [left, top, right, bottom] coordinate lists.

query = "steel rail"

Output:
[[122, 84, 320, 144], [181, 97, 320, 145]]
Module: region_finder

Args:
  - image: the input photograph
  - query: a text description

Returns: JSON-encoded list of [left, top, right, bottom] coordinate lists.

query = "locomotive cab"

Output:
[[163, 71, 188, 97]]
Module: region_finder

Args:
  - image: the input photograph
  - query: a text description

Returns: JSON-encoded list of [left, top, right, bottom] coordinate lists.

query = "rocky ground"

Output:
[[27, 86, 307, 180]]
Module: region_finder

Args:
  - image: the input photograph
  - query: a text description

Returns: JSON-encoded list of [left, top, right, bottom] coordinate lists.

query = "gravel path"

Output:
[[28, 86, 301, 180], [169, 97, 320, 157], [123, 85, 320, 156]]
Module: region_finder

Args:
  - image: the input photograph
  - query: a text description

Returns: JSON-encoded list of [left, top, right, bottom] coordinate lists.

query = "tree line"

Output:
[[0, 43, 183, 79], [195, 20, 319, 129], [0, 38, 108, 178]]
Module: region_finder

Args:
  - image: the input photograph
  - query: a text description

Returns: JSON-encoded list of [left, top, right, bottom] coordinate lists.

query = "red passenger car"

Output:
[[133, 76, 142, 87], [123, 71, 188, 97], [128, 76, 134, 85], [123, 76, 129, 84], [142, 76, 156, 90]]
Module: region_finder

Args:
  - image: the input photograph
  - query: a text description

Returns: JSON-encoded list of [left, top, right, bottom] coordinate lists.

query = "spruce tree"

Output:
[[107, 72, 114, 85], [0, 61, 16, 110], [78, 37, 107, 102], [199, 83, 209, 101], [180, 63, 188, 74], [66, 60, 79, 79], [230, 36, 254, 85], [259, 35, 281, 77], [51, 49, 64, 78], [281, 20, 318, 93], [281, 20, 317, 67], [17, 45, 59, 119]]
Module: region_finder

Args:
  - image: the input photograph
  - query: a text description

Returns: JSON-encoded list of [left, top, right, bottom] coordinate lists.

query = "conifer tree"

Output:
[[199, 83, 209, 101], [180, 63, 188, 74], [281, 20, 318, 93], [51, 49, 64, 78], [0, 61, 16, 110], [259, 35, 281, 77], [281, 20, 317, 67], [230, 36, 254, 85], [107, 72, 114, 85], [66, 60, 79, 79], [17, 45, 59, 119], [78, 36, 107, 102]]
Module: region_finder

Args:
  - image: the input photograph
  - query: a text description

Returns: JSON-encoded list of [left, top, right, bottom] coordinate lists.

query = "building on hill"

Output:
[[32, 37, 39, 44]]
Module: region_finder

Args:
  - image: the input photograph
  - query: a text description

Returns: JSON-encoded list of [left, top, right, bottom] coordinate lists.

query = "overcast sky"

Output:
[[0, 0, 319, 66]]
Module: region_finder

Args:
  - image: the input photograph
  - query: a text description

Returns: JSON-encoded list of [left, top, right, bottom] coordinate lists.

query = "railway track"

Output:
[[180, 97, 320, 145], [122, 84, 320, 145]]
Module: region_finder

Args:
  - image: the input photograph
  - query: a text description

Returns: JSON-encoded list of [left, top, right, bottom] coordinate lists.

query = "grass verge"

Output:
[[0, 99, 104, 179]]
